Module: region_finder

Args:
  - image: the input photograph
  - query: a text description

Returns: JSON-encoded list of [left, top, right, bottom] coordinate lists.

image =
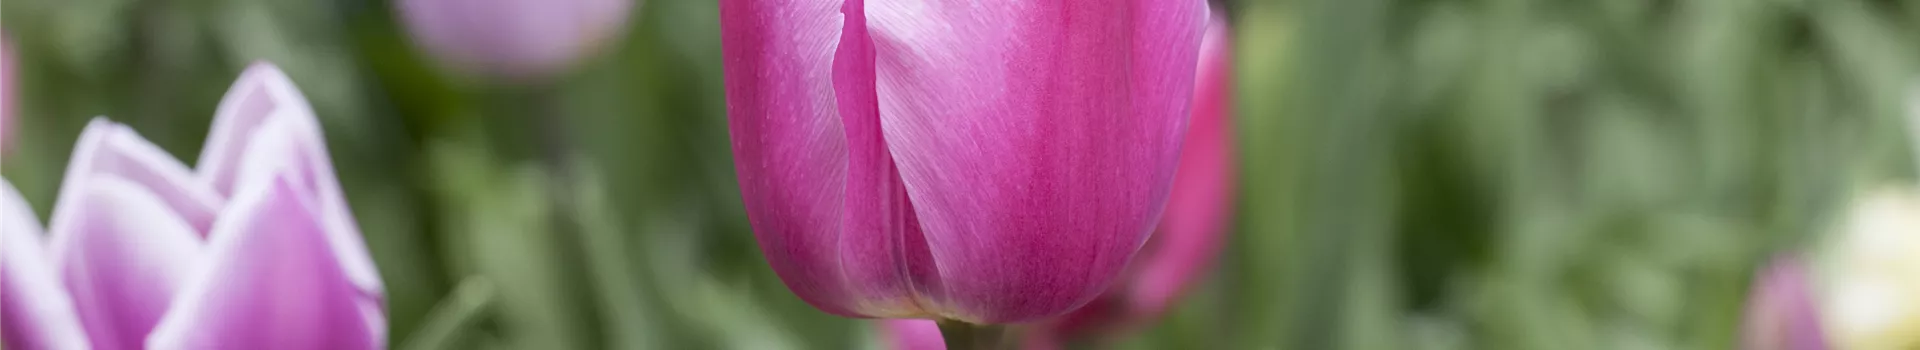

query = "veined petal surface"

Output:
[[866, 0, 1208, 323], [723, 0, 1207, 323]]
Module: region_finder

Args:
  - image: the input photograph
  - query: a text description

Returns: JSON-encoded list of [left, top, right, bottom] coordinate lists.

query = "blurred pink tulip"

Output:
[[1740, 256, 1830, 350], [720, 0, 1208, 324], [871, 15, 1236, 346], [397, 0, 633, 81], [2, 34, 15, 151], [0, 63, 385, 350]]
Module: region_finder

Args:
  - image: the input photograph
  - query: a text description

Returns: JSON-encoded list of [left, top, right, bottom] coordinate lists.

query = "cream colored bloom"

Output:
[[1821, 188, 1920, 350]]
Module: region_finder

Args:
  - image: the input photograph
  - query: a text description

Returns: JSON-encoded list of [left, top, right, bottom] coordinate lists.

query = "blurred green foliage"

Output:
[[1227, 0, 1919, 349], [1, 0, 1917, 348]]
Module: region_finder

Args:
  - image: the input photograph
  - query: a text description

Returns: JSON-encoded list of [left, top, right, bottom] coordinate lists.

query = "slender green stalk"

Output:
[[936, 319, 1013, 350], [400, 277, 497, 350]]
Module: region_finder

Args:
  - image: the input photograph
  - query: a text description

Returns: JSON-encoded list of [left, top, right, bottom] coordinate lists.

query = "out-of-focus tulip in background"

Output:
[[2, 0, 1919, 348]]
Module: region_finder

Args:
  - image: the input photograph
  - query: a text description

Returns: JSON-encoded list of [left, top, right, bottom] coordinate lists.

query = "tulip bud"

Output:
[[396, 0, 634, 81], [0, 63, 385, 349], [870, 13, 1235, 346], [1740, 256, 1830, 350], [720, 0, 1208, 324]]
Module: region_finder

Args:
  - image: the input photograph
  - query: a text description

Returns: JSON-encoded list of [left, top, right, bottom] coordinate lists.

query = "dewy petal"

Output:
[[146, 175, 381, 350], [1127, 17, 1235, 319], [721, 0, 935, 317], [866, 0, 1208, 322], [59, 119, 225, 234], [875, 319, 944, 350], [195, 62, 384, 299], [47, 176, 205, 350], [1, 179, 92, 350]]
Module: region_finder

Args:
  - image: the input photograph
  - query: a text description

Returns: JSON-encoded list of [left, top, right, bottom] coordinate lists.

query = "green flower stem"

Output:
[[936, 319, 1013, 350], [400, 277, 496, 350]]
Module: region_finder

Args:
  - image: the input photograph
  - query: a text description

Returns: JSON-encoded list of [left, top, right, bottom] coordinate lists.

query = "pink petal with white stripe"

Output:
[[147, 175, 380, 350], [1, 179, 92, 350]]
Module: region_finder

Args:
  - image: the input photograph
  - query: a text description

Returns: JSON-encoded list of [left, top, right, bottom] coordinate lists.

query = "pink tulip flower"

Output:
[[720, 0, 1208, 324], [872, 14, 1236, 346], [2, 34, 15, 151], [0, 63, 385, 350], [397, 0, 634, 81], [1741, 256, 1830, 350]]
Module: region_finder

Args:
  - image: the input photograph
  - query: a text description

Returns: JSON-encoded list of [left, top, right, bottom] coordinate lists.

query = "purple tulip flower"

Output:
[[720, 0, 1208, 324], [1, 63, 385, 350], [397, 0, 634, 81], [1740, 256, 1830, 350], [873, 15, 1236, 347]]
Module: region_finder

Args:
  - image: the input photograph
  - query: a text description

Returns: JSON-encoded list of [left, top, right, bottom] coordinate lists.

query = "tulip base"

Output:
[[936, 319, 1012, 350]]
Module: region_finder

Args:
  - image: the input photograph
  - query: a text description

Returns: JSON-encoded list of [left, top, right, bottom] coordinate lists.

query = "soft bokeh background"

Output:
[[3, 0, 1919, 348]]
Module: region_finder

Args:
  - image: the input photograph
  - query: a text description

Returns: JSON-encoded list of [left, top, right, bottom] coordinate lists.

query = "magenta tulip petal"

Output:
[[721, 0, 883, 317], [1128, 18, 1235, 318], [865, 1, 1208, 322], [146, 176, 381, 350], [48, 176, 205, 350], [877, 319, 944, 350], [832, 0, 947, 318], [196, 63, 384, 299], [1, 180, 92, 350], [58, 119, 225, 234]]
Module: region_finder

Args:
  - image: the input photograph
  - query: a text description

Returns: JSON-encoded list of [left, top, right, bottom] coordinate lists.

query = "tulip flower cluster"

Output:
[[874, 15, 1237, 349], [719, 0, 1209, 326], [1, 63, 386, 350]]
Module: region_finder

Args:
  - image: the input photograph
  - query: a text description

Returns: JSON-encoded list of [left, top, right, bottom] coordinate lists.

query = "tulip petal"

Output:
[[1129, 18, 1235, 319], [718, 0, 847, 315], [59, 119, 225, 233], [722, 0, 936, 317], [146, 175, 381, 350], [876, 319, 944, 350], [198, 63, 289, 197], [47, 121, 213, 349], [865, 0, 1208, 322], [47, 176, 205, 350], [196, 63, 384, 299], [1742, 257, 1830, 350], [1, 179, 92, 350]]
